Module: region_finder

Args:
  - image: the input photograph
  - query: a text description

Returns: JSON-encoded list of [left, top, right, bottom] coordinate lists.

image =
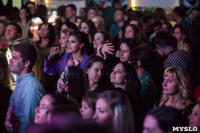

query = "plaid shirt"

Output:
[[164, 49, 192, 76]]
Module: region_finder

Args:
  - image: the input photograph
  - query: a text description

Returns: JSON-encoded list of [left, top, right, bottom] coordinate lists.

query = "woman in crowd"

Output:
[[87, 8, 97, 20], [173, 25, 192, 54], [57, 66, 86, 105], [79, 19, 97, 44], [188, 102, 200, 132], [124, 24, 142, 45], [79, 94, 97, 121], [159, 67, 193, 119], [84, 55, 108, 95], [92, 16, 105, 30], [0, 52, 12, 133], [61, 21, 78, 32], [118, 38, 139, 63], [17, 6, 31, 39], [110, 62, 145, 132], [143, 106, 183, 133], [44, 31, 89, 74], [93, 90, 135, 133], [0, 21, 7, 53], [161, 21, 173, 34], [130, 45, 157, 111], [34, 93, 77, 124], [36, 23, 56, 59]]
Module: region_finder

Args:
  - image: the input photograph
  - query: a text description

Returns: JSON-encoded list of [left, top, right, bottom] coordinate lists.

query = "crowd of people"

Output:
[[0, 0, 200, 133]]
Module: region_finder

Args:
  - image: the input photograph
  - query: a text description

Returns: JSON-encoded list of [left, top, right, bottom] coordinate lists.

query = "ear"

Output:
[[80, 43, 84, 48], [24, 60, 31, 68], [179, 82, 183, 89], [137, 61, 141, 67]]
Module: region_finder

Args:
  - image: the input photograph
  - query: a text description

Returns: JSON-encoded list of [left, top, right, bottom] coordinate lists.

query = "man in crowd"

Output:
[[5, 43, 45, 133]]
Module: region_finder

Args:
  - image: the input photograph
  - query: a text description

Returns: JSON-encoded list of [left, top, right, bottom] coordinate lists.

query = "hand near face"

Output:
[[49, 46, 60, 57], [101, 43, 114, 58]]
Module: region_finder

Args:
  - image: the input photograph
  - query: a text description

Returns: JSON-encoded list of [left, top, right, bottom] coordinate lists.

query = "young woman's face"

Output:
[[39, 24, 50, 38], [79, 100, 94, 120], [143, 115, 165, 133], [60, 32, 68, 48], [92, 18, 100, 30], [119, 43, 131, 62], [19, 9, 28, 20], [86, 62, 105, 84], [80, 22, 89, 35], [189, 104, 200, 128], [34, 95, 54, 124], [93, 98, 114, 127], [162, 73, 180, 95], [110, 63, 126, 86], [125, 26, 134, 38], [173, 27, 184, 42], [93, 33, 105, 48], [67, 35, 83, 54]]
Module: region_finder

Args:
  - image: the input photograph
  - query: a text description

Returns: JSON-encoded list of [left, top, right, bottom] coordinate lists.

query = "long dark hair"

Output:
[[37, 23, 55, 47], [67, 66, 86, 104], [119, 62, 141, 94], [84, 55, 107, 91]]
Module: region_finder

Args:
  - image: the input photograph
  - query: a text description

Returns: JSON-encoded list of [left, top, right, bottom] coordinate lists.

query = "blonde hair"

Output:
[[92, 16, 105, 30], [159, 67, 192, 111], [62, 28, 74, 38]]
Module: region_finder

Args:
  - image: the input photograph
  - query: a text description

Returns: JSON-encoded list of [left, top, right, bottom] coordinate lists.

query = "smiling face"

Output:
[[79, 100, 94, 120], [125, 26, 134, 38], [60, 32, 68, 48], [119, 43, 131, 62], [189, 104, 200, 128], [162, 73, 180, 95], [86, 62, 105, 85], [93, 32, 105, 48], [34, 95, 54, 124], [143, 115, 164, 133], [93, 98, 114, 127], [110, 63, 126, 87], [67, 35, 83, 54]]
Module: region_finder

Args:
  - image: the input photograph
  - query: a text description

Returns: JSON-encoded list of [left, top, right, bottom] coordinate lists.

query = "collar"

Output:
[[16, 72, 34, 84]]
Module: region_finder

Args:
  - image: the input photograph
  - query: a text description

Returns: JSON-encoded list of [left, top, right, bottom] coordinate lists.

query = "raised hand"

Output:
[[101, 43, 115, 58], [49, 46, 60, 57]]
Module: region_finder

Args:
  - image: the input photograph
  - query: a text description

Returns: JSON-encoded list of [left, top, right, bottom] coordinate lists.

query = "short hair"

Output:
[[115, 9, 125, 15], [151, 20, 162, 29], [98, 90, 135, 133], [131, 45, 155, 71], [173, 6, 186, 18], [147, 106, 184, 132], [13, 43, 37, 70], [155, 31, 177, 49], [7, 23, 22, 38], [25, 1, 35, 6], [66, 4, 77, 12]]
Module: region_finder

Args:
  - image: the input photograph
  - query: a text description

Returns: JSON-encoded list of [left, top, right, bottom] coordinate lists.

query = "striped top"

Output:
[[164, 49, 192, 76]]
